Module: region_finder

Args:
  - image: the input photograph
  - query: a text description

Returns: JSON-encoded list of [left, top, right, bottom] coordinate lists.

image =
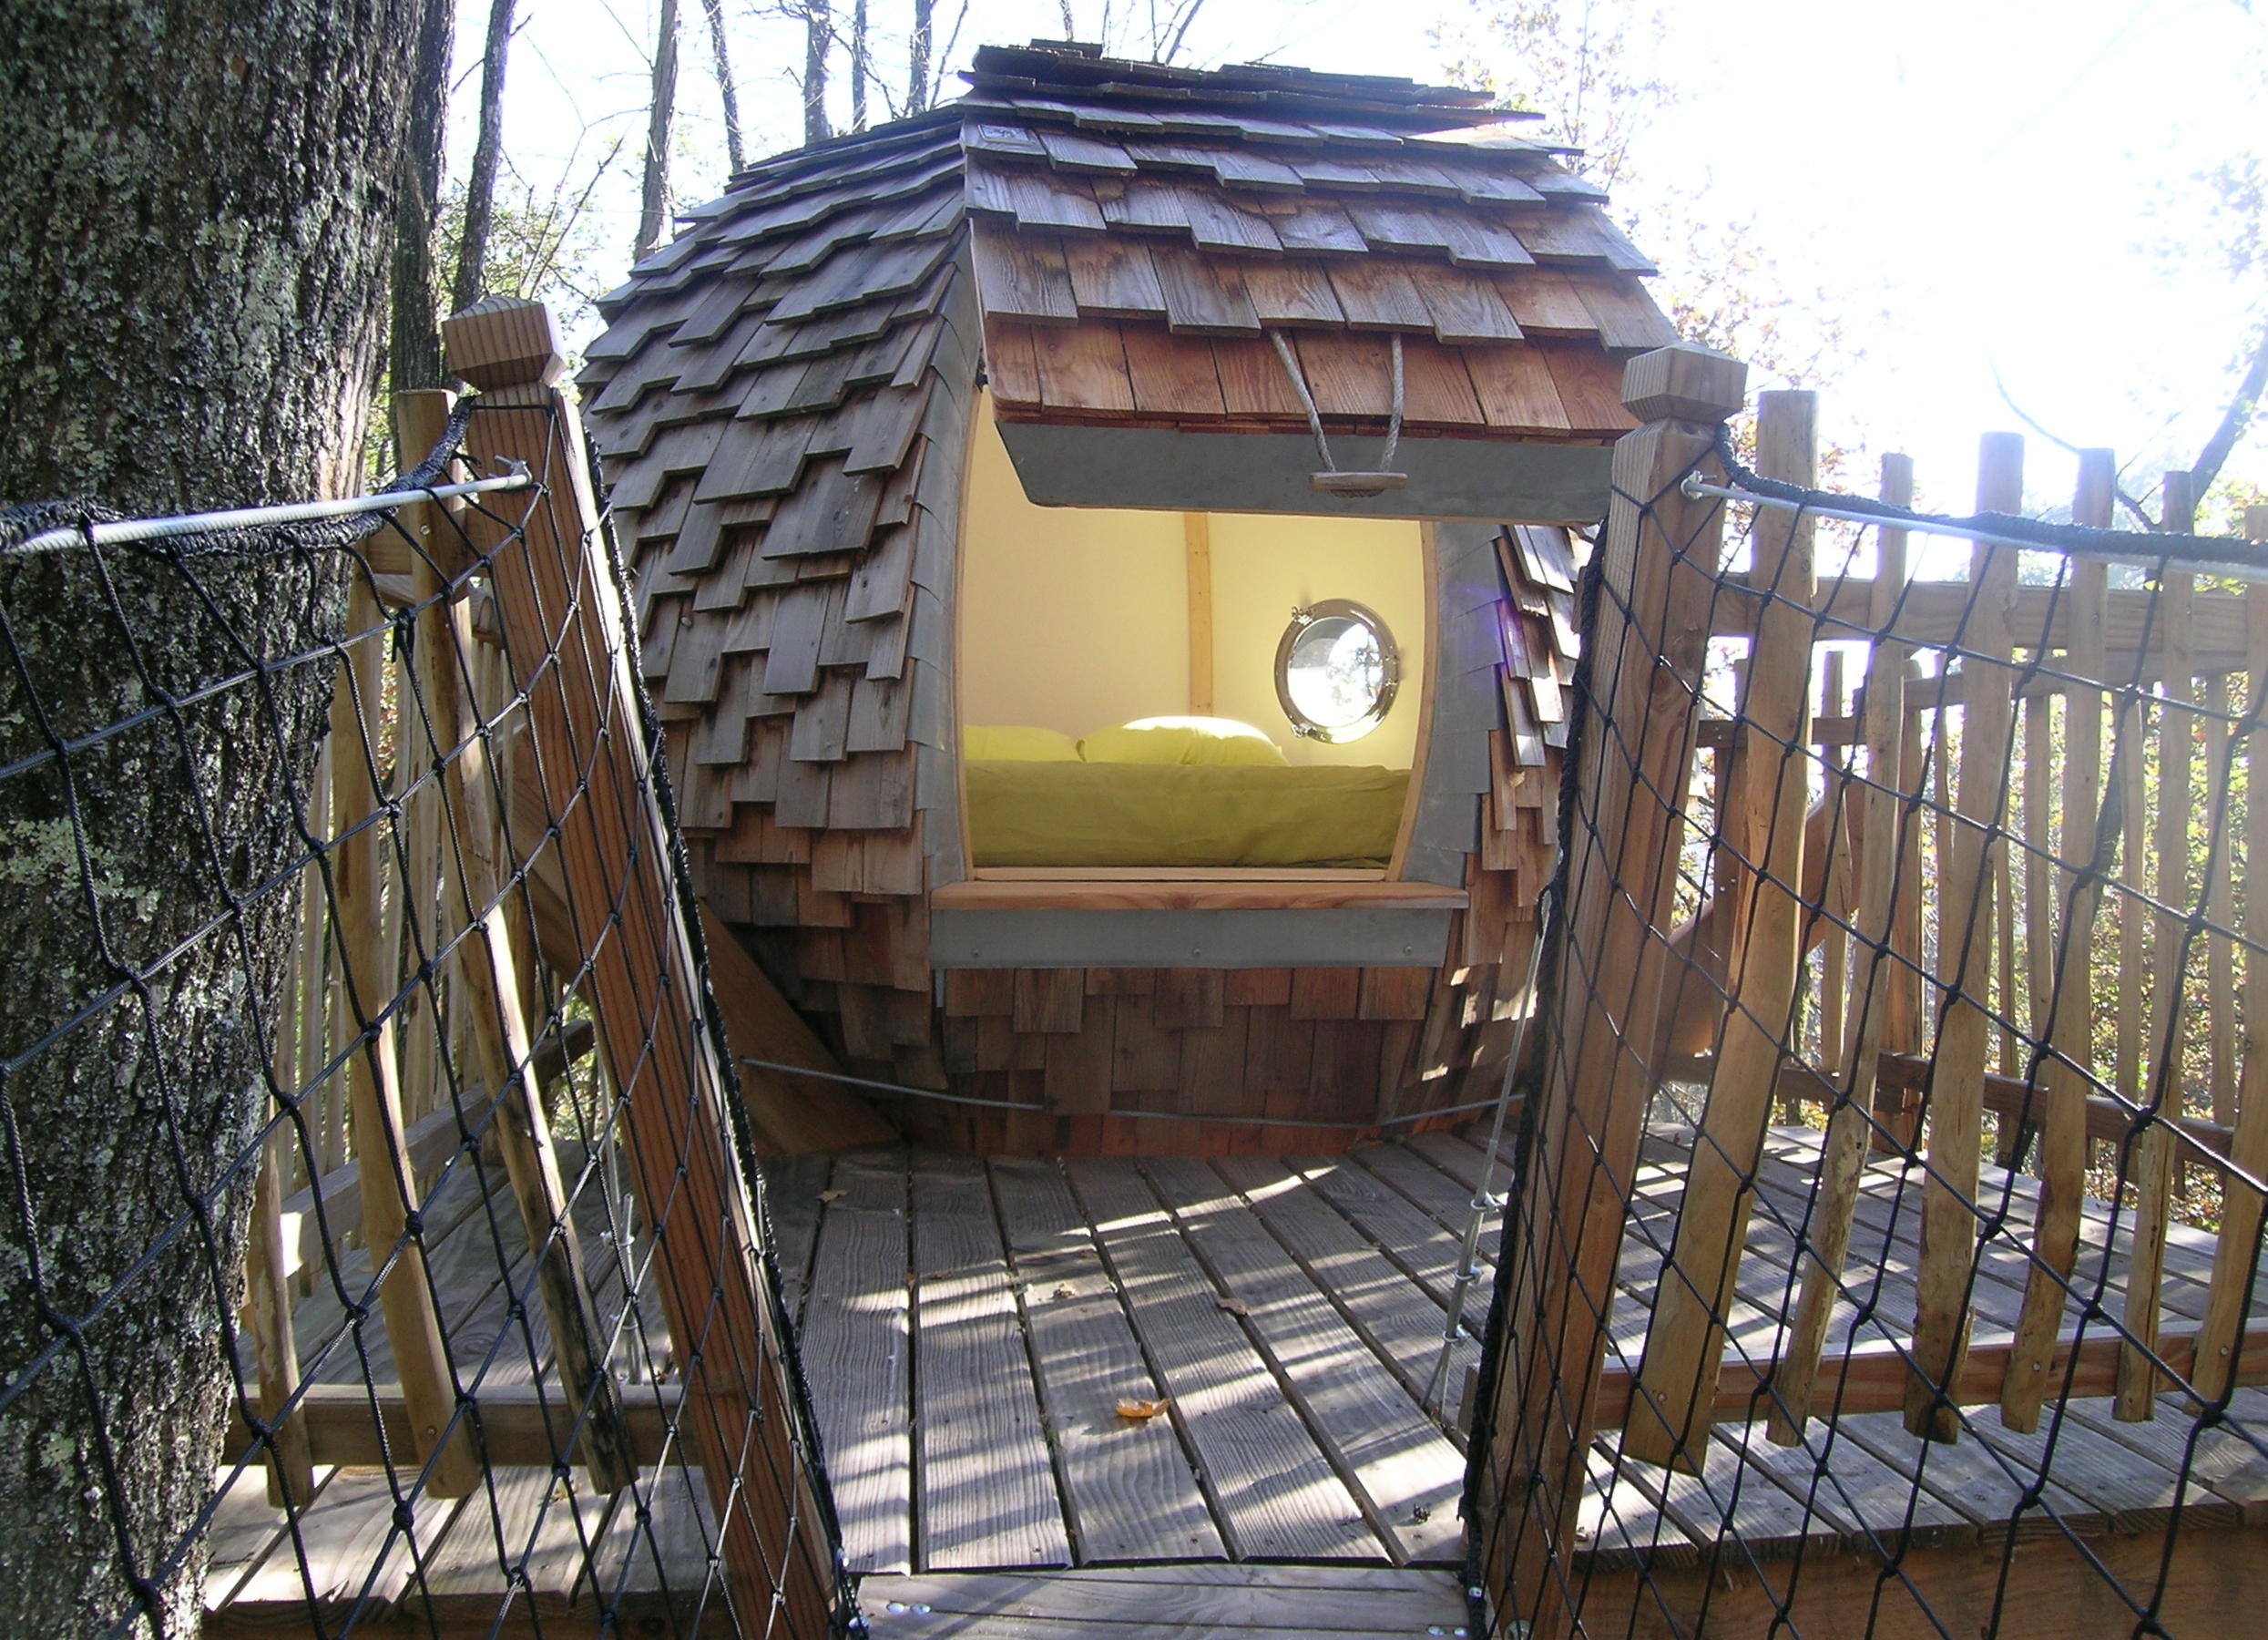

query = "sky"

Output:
[[453, 0, 2268, 528]]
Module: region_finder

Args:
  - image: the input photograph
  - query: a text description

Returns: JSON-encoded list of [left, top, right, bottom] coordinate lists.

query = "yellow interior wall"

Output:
[[1203, 512, 1425, 769], [959, 401, 1427, 769]]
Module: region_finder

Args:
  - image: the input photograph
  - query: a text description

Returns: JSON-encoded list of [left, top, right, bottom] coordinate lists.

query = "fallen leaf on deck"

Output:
[[1114, 1397, 1170, 1421], [817, 1189, 847, 1204], [1052, 1285, 1078, 1302], [1216, 1297, 1250, 1317]]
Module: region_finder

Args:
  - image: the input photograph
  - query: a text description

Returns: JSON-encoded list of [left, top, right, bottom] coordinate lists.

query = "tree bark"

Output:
[[804, 0, 833, 145], [851, 0, 870, 130], [0, 1, 417, 1631], [637, 0, 683, 262], [455, 0, 519, 312], [393, 0, 456, 390], [700, 0, 747, 173], [907, 0, 935, 113]]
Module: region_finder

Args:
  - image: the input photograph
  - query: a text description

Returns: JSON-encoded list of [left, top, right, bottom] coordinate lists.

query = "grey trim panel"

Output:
[[996, 423, 1612, 523], [930, 907, 1456, 969]]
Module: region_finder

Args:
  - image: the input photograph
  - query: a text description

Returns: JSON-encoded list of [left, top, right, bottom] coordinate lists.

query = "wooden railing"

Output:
[[1474, 341, 2268, 1640]]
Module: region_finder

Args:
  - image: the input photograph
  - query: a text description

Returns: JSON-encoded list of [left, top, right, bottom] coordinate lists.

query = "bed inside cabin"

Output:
[[956, 405, 1429, 876]]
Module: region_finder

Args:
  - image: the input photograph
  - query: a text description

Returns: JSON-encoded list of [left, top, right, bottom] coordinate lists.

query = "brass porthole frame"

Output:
[[1273, 598, 1399, 743]]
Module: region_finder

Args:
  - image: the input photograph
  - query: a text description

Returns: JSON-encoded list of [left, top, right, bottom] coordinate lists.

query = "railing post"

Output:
[[1476, 343, 1744, 1637], [441, 297, 841, 1625]]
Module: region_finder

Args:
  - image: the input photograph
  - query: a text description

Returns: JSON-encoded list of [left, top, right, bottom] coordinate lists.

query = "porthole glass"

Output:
[[1274, 600, 1398, 743]]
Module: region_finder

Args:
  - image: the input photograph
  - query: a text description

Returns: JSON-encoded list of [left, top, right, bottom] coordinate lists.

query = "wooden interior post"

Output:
[[330, 576, 481, 1494], [1185, 511, 1214, 716], [2121, 470, 2198, 1420], [1770, 449, 1910, 1444], [395, 385, 639, 1492], [1625, 389, 1816, 1471], [1879, 453, 1926, 1155], [1905, 432, 2024, 1442], [2198, 500, 2268, 1400], [2003, 448, 2113, 1433], [442, 297, 838, 1625], [1481, 343, 1744, 1635]]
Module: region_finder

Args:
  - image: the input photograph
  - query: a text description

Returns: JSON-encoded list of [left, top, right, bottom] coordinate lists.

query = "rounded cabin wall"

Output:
[[958, 402, 1425, 768]]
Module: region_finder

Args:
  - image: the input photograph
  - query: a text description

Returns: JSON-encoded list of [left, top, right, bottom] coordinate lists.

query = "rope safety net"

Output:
[[1466, 366, 2268, 1638], [0, 355, 853, 1636]]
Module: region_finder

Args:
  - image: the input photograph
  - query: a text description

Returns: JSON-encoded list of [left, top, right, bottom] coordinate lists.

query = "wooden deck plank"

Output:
[[1066, 1159, 1384, 1562], [911, 1152, 1073, 1570], [762, 1150, 835, 1324], [1211, 1155, 1483, 1402], [1288, 1154, 1476, 1311], [1141, 1157, 1467, 1565], [1350, 1142, 1498, 1259], [801, 1145, 914, 1573], [988, 1156, 1225, 1565]]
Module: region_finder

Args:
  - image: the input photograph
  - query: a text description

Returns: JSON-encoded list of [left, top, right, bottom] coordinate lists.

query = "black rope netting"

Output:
[[0, 396, 853, 1637], [1467, 405, 2268, 1639]]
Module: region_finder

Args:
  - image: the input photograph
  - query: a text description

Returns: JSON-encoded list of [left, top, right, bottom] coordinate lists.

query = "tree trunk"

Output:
[[393, 0, 456, 391], [0, 1, 417, 1631], [455, 0, 519, 311], [700, 0, 747, 173], [804, 0, 833, 145], [851, 0, 869, 130], [907, 0, 935, 113], [637, 0, 682, 262]]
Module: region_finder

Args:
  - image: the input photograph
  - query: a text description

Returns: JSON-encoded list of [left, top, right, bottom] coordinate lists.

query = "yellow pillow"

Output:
[[964, 724, 1082, 762], [1078, 716, 1288, 767]]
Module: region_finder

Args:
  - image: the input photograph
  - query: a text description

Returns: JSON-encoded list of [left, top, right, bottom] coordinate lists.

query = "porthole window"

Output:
[[1274, 600, 1398, 743]]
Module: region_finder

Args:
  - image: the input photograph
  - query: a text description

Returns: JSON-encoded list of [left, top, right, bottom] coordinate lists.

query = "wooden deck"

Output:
[[200, 1123, 2268, 1635]]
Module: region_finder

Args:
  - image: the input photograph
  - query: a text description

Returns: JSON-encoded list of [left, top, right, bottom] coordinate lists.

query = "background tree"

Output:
[[639, 0, 685, 261], [456, 0, 521, 311], [805, 1, 835, 142], [0, 0, 422, 1629], [393, 0, 456, 391], [701, 0, 751, 172]]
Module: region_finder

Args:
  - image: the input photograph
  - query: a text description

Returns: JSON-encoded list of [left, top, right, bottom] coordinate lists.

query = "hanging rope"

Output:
[[1267, 327, 1408, 497]]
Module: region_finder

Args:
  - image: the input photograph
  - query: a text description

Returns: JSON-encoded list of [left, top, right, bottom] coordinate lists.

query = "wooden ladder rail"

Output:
[[393, 386, 640, 1492], [1905, 432, 2025, 1442], [2002, 448, 2114, 1432], [1768, 451, 1912, 1444], [1623, 389, 1818, 1472], [442, 297, 840, 1626], [1477, 342, 1745, 1640], [2195, 500, 2268, 1401]]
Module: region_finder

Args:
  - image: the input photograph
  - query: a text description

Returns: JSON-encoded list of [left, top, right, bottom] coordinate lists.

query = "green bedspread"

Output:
[[965, 761, 1410, 868]]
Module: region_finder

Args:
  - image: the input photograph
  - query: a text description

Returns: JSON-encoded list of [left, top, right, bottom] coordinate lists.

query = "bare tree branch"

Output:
[[1990, 360, 2162, 530], [2190, 319, 2268, 498]]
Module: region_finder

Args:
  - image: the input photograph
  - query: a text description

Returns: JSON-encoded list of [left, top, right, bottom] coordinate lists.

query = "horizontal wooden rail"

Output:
[[1667, 1050, 2239, 1163], [1713, 573, 2252, 673], [229, 1381, 679, 1471], [1593, 1317, 2268, 1432]]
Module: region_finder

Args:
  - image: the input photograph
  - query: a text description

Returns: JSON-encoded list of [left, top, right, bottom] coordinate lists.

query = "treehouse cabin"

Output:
[[579, 41, 1665, 1153]]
